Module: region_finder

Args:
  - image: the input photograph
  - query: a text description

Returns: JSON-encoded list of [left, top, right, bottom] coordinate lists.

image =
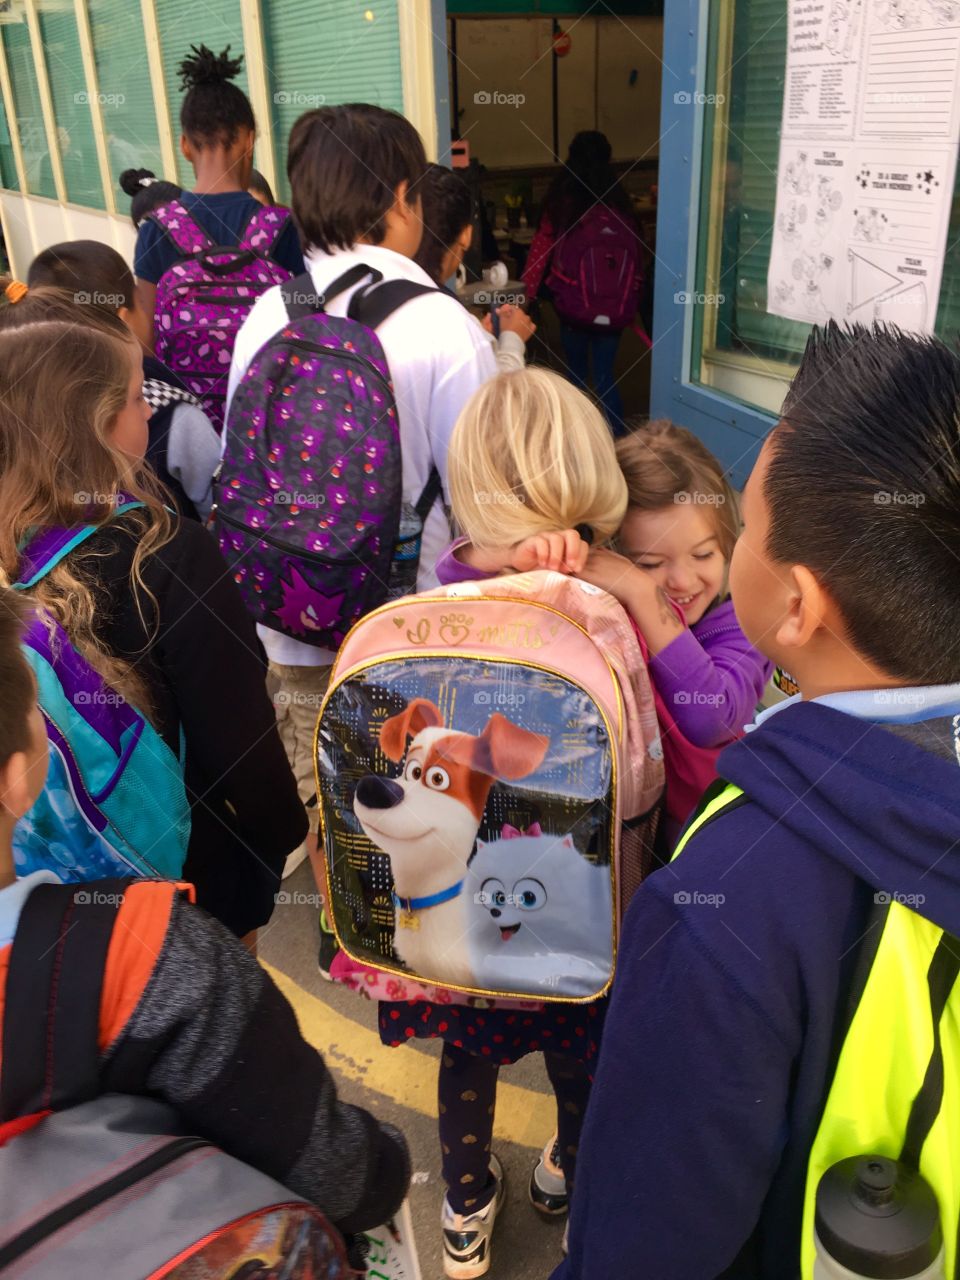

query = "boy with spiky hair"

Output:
[[556, 323, 960, 1279]]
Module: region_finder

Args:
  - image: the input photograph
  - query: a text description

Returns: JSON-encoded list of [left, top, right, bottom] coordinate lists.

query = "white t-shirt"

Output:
[[226, 244, 498, 666]]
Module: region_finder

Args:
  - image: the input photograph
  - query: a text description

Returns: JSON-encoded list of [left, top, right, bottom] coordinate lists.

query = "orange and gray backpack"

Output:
[[0, 881, 351, 1279], [316, 569, 664, 1007]]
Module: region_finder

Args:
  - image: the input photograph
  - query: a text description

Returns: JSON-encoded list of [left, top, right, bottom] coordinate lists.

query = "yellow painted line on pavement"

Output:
[[264, 962, 554, 1150]]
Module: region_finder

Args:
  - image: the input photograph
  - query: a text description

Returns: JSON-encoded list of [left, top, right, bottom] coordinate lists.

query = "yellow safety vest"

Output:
[[673, 784, 960, 1279]]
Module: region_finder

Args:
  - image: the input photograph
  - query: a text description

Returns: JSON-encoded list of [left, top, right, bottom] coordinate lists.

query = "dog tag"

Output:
[[398, 909, 420, 931]]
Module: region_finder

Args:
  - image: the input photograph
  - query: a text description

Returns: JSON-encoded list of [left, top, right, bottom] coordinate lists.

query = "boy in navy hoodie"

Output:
[[554, 322, 960, 1278]]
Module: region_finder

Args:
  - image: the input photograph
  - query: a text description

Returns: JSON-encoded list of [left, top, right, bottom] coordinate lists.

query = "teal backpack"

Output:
[[11, 503, 191, 881]]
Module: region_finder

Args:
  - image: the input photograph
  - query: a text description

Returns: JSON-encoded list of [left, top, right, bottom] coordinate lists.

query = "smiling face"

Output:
[[618, 502, 727, 625]]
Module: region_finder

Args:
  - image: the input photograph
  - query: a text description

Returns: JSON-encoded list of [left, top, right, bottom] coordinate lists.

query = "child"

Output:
[[380, 367, 628, 1279], [414, 162, 535, 372], [0, 585, 410, 1263], [580, 419, 772, 842], [554, 322, 960, 1279], [26, 241, 220, 520], [227, 104, 498, 956], [132, 45, 304, 340], [120, 166, 183, 228], [0, 318, 305, 939]]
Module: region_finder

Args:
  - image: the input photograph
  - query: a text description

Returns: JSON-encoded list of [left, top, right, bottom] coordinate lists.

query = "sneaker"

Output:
[[529, 1135, 567, 1216], [317, 909, 340, 982], [283, 840, 308, 879], [442, 1153, 505, 1278]]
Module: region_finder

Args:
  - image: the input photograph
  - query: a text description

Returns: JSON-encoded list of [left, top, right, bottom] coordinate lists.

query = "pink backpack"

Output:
[[148, 200, 292, 430], [547, 205, 642, 330], [316, 571, 664, 1007]]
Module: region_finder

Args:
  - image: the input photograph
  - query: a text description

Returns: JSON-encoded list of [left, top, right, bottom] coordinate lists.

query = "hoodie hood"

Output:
[[719, 698, 960, 938]]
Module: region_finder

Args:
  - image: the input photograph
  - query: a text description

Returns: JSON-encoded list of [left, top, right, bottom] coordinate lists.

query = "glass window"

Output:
[[87, 0, 162, 202], [0, 85, 19, 190], [2, 18, 56, 198], [154, 0, 248, 188], [35, 2, 105, 209], [693, 0, 960, 416], [262, 0, 404, 203]]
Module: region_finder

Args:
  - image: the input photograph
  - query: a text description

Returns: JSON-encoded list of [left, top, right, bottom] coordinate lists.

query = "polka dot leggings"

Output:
[[438, 1040, 592, 1214]]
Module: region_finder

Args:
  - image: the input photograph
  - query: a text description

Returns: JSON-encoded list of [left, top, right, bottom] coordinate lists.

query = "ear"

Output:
[[458, 224, 474, 253], [379, 698, 443, 762], [442, 714, 548, 780], [179, 134, 192, 163], [0, 750, 37, 821], [561, 835, 574, 849], [775, 564, 827, 653]]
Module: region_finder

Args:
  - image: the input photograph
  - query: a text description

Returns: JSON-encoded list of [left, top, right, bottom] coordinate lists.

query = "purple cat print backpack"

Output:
[[148, 199, 292, 430], [215, 265, 441, 650]]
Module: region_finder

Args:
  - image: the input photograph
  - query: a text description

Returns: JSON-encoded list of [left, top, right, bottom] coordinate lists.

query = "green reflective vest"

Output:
[[673, 784, 960, 1278]]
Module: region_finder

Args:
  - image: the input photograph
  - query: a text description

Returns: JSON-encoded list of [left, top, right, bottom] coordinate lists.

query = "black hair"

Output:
[[413, 163, 473, 284], [540, 130, 635, 235], [178, 44, 254, 148], [248, 168, 276, 205], [119, 168, 183, 228], [0, 586, 33, 768], [287, 104, 427, 253], [27, 241, 135, 312], [766, 321, 960, 684]]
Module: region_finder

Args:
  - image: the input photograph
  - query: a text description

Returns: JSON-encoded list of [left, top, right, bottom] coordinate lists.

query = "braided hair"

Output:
[[178, 44, 254, 148]]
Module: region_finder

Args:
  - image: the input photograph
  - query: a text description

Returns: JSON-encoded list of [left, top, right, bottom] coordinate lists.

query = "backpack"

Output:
[[0, 880, 352, 1279], [547, 205, 643, 330], [316, 570, 664, 1004], [215, 265, 441, 651], [149, 199, 293, 430], [11, 505, 191, 881]]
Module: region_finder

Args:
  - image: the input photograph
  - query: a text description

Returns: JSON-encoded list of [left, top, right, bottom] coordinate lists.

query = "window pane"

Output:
[[155, 0, 248, 188], [36, 2, 104, 209], [87, 0, 162, 202], [262, 0, 404, 203], [2, 18, 56, 198], [0, 87, 19, 190]]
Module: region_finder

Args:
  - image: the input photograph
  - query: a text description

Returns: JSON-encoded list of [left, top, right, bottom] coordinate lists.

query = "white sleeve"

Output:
[[225, 288, 285, 421], [423, 298, 498, 494], [494, 330, 526, 373], [166, 404, 222, 520]]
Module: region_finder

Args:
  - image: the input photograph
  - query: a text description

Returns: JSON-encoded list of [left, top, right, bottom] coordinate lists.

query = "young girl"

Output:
[[131, 45, 304, 336], [0, 312, 306, 939], [380, 367, 628, 1280], [413, 162, 536, 372], [580, 420, 773, 843]]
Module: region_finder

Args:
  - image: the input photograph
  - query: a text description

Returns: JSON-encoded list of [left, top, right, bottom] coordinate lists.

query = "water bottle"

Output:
[[387, 503, 423, 600], [814, 1156, 945, 1279]]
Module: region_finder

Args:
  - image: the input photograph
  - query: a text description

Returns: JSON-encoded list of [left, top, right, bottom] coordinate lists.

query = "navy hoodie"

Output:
[[553, 689, 960, 1279]]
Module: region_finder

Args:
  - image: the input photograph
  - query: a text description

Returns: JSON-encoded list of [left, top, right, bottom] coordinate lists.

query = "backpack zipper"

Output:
[[0, 1135, 210, 1268], [216, 508, 374, 563]]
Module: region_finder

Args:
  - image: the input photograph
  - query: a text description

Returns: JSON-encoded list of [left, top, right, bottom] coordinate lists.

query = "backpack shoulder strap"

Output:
[[347, 278, 438, 329], [147, 200, 213, 257], [415, 467, 443, 525], [13, 502, 146, 590], [280, 264, 381, 323], [238, 203, 292, 256], [0, 879, 130, 1120]]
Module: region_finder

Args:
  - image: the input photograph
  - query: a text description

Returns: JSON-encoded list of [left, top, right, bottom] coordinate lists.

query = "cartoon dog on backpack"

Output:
[[353, 698, 548, 987]]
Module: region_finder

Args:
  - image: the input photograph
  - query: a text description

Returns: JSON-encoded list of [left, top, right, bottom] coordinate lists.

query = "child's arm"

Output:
[[580, 549, 770, 747], [102, 890, 410, 1236], [442, 530, 590, 580]]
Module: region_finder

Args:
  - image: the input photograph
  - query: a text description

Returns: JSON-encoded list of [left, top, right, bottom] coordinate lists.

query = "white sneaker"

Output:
[[282, 840, 308, 879], [442, 1154, 505, 1278], [529, 1134, 567, 1215]]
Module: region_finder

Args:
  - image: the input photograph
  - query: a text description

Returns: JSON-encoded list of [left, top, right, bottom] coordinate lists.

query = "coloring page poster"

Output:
[[768, 0, 960, 332], [363, 1201, 422, 1280]]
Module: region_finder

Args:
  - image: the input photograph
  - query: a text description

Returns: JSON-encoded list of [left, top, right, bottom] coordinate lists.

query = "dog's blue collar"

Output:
[[393, 880, 464, 914]]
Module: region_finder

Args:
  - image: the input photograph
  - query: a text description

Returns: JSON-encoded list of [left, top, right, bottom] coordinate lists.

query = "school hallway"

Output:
[[259, 858, 566, 1280]]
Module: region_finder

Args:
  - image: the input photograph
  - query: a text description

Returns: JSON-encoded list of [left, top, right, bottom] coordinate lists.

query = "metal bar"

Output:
[[73, 0, 116, 214], [239, 0, 279, 197], [139, 0, 178, 180], [24, 0, 67, 203]]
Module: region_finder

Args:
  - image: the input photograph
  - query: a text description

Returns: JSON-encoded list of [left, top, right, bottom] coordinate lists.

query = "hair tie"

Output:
[[4, 281, 27, 304], [139, 175, 157, 188]]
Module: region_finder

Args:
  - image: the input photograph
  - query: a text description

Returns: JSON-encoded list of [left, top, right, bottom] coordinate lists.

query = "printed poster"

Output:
[[363, 1201, 422, 1280], [768, 0, 960, 332]]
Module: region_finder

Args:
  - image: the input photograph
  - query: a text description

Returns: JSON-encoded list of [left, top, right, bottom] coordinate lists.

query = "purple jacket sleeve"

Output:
[[649, 600, 773, 749], [435, 538, 493, 585]]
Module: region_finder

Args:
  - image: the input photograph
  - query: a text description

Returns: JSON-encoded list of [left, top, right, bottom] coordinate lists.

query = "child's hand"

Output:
[[509, 529, 589, 574], [481, 306, 537, 343], [579, 547, 643, 605]]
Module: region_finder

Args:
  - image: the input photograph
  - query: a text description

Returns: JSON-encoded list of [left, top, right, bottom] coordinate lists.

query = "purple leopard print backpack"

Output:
[[215, 265, 441, 650], [148, 199, 292, 430]]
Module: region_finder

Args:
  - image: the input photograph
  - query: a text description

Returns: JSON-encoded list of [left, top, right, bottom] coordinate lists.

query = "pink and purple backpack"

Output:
[[548, 205, 643, 330], [215, 266, 439, 651], [148, 199, 292, 430]]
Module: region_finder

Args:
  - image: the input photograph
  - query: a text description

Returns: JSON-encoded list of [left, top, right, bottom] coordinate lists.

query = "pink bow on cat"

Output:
[[500, 822, 542, 839]]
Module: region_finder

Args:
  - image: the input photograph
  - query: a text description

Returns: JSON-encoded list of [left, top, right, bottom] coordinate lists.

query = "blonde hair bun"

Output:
[[448, 368, 628, 550]]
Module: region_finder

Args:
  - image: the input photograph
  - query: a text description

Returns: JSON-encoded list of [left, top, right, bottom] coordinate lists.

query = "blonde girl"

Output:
[[0, 299, 305, 938]]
